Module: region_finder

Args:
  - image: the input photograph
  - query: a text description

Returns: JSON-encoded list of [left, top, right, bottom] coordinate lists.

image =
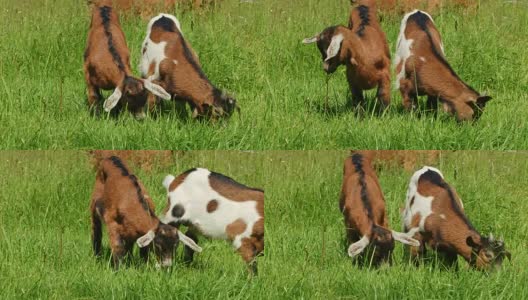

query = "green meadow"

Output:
[[1, 1, 527, 149], [1, 151, 527, 299]]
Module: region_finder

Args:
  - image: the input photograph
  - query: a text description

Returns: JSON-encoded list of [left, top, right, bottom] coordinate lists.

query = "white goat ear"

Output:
[[347, 235, 369, 257], [162, 175, 175, 191], [136, 230, 156, 248], [143, 80, 171, 100], [302, 35, 318, 44], [177, 231, 202, 252], [392, 230, 420, 247], [325, 34, 344, 62], [103, 87, 122, 112]]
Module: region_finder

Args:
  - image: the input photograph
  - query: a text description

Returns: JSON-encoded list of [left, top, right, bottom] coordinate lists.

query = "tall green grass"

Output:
[[0, 1, 527, 149], [1, 151, 527, 298]]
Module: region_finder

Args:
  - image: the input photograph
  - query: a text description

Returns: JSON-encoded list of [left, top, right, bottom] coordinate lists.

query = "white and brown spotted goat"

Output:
[[160, 168, 264, 274], [303, 0, 391, 107], [140, 14, 238, 118], [90, 156, 201, 269], [402, 166, 510, 270], [340, 152, 419, 265], [84, 0, 170, 118], [394, 10, 492, 121]]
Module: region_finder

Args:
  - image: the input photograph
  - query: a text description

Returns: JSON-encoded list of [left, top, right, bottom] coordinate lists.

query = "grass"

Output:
[[1, 151, 527, 299], [0, 1, 527, 149]]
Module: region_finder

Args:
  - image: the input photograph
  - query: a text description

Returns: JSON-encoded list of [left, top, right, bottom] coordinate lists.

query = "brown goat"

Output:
[[90, 156, 201, 269], [402, 166, 511, 270], [303, 1, 391, 107], [394, 10, 492, 121], [340, 151, 419, 265], [84, 0, 170, 118], [140, 14, 238, 119]]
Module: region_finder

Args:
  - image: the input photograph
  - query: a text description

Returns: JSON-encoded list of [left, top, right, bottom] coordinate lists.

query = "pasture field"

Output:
[[1, 150, 527, 299], [0, 0, 527, 150]]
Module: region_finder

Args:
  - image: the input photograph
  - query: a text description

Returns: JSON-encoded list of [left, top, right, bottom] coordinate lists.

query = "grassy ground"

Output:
[[1, 1, 527, 150], [1, 151, 527, 299]]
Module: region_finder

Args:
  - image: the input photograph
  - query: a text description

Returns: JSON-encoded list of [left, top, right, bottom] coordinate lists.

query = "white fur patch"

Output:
[[420, 56, 426, 62], [348, 235, 369, 258], [440, 214, 446, 220], [173, 60, 179, 65], [162, 168, 262, 250], [140, 14, 182, 79], [394, 10, 437, 90], [402, 166, 445, 232]]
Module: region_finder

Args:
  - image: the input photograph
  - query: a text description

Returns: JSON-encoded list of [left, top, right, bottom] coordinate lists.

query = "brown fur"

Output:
[[310, 2, 391, 107], [407, 169, 510, 270], [143, 16, 237, 118], [84, 0, 150, 116], [396, 11, 491, 121], [339, 151, 394, 264], [206, 199, 218, 213], [89, 156, 181, 269]]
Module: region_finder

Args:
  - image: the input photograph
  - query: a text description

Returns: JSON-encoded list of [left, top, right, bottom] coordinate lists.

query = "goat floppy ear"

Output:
[[143, 80, 171, 101], [103, 87, 122, 112], [477, 95, 492, 106], [347, 235, 369, 257], [302, 35, 319, 44], [162, 174, 175, 191], [325, 34, 344, 62], [136, 230, 155, 248], [177, 231, 202, 253], [392, 230, 420, 247]]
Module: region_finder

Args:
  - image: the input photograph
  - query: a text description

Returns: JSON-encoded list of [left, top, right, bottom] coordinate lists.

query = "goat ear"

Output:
[[136, 230, 155, 248], [103, 87, 122, 112], [466, 235, 480, 248], [477, 95, 492, 106], [177, 231, 202, 252], [347, 235, 369, 257], [143, 80, 171, 100], [162, 174, 175, 191], [392, 230, 420, 247], [325, 34, 344, 62], [302, 35, 319, 44]]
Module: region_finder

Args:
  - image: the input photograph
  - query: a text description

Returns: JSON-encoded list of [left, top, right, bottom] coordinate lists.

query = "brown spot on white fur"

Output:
[[206, 199, 219, 213], [226, 218, 247, 241]]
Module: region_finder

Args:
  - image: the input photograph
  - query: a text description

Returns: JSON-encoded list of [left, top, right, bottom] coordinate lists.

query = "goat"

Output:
[[140, 14, 238, 119], [402, 166, 510, 270], [160, 168, 264, 274], [340, 151, 420, 265], [83, 0, 170, 118], [90, 156, 201, 269], [394, 10, 492, 121], [303, 0, 391, 108]]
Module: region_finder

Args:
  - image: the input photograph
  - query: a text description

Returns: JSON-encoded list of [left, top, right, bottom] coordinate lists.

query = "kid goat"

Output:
[[340, 152, 420, 265], [402, 166, 510, 270], [90, 156, 201, 269], [140, 14, 238, 118], [160, 168, 264, 274], [84, 0, 170, 117], [303, 0, 391, 107], [394, 10, 491, 121]]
